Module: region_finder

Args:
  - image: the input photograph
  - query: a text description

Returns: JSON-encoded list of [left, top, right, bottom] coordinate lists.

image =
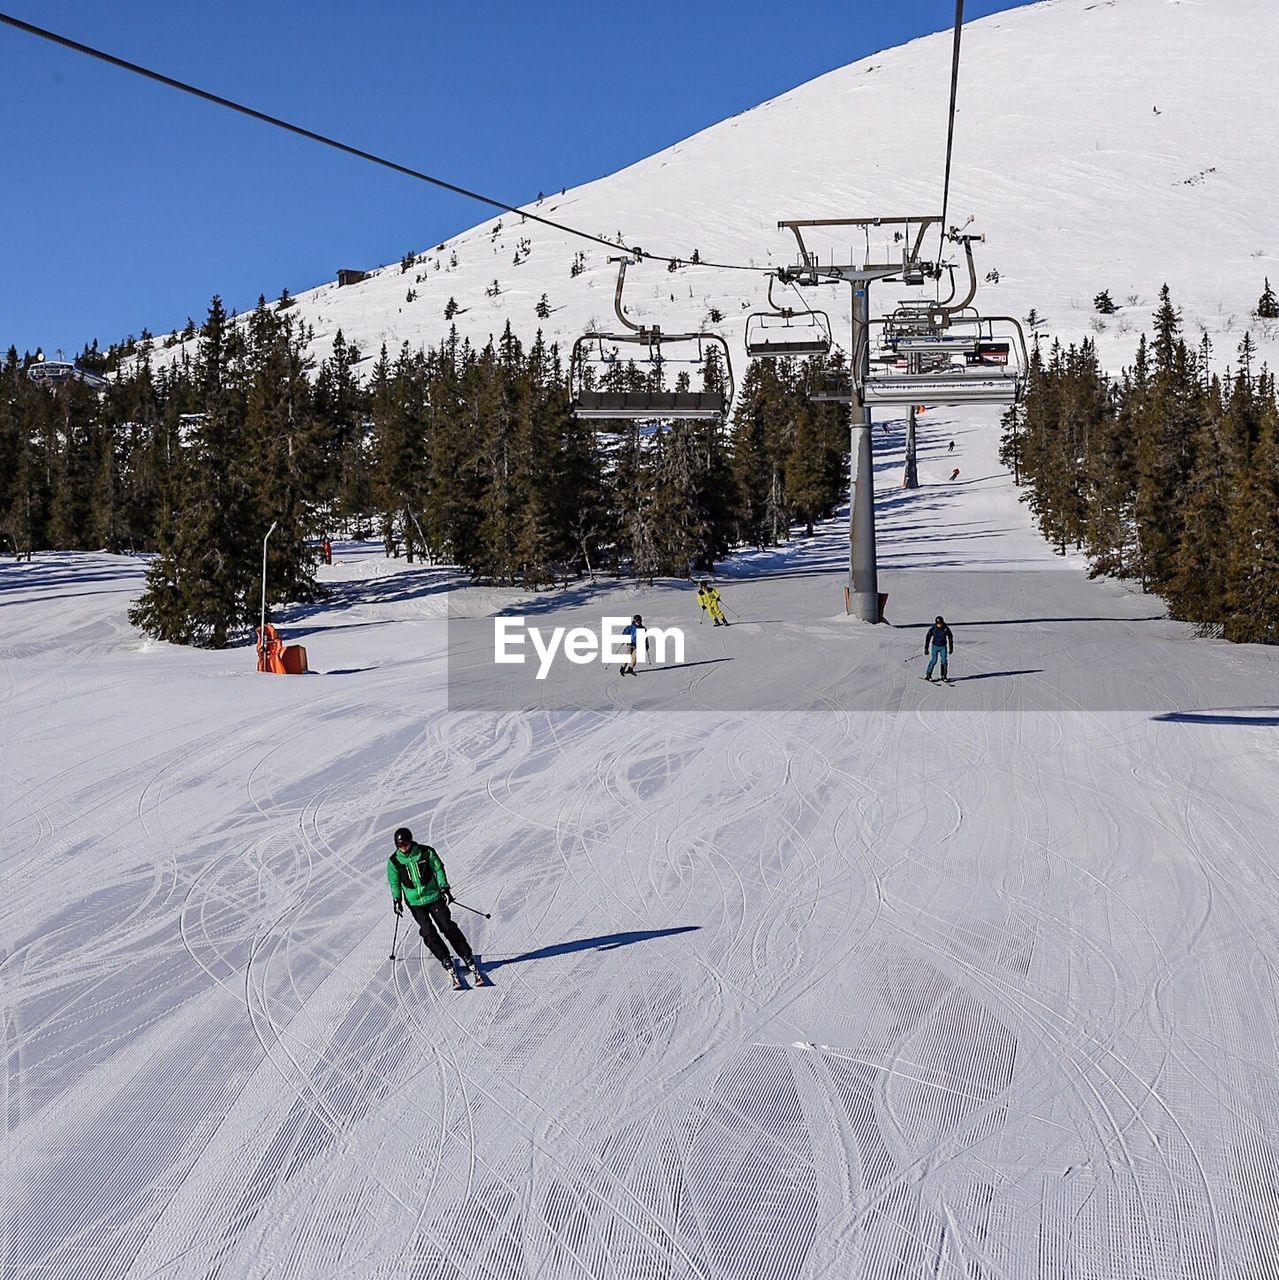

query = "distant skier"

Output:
[[619, 614, 646, 676], [923, 615, 954, 682], [388, 827, 484, 988], [949, 467, 961, 481], [696, 580, 729, 626], [948, 440, 955, 452], [320, 536, 332, 566]]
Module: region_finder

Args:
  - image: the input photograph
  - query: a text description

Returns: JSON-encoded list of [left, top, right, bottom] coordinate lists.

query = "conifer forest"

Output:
[[1001, 286, 1279, 644], [0, 297, 848, 646], [3, 287, 1276, 647]]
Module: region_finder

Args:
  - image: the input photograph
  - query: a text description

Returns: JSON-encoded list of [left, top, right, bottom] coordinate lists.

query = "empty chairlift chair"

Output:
[[569, 256, 734, 422], [744, 275, 832, 359], [805, 362, 856, 404]]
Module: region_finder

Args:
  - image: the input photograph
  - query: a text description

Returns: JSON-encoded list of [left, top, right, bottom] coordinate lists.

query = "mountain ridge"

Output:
[[147, 0, 1279, 380]]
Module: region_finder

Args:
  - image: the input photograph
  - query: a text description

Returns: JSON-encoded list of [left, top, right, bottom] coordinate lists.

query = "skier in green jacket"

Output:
[[388, 827, 484, 987]]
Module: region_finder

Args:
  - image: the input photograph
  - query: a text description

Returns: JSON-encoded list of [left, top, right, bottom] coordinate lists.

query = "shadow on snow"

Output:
[[484, 925, 702, 972]]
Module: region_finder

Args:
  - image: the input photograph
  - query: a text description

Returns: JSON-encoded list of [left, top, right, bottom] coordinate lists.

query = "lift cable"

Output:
[[0, 11, 770, 277], [937, 0, 966, 258]]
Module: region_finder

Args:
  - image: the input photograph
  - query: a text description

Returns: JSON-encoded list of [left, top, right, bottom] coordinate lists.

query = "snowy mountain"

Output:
[[9, 5, 1279, 1278], [152, 0, 1279, 378]]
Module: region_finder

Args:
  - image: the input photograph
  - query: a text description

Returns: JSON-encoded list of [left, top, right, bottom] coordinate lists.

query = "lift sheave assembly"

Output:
[[775, 220, 1029, 409]]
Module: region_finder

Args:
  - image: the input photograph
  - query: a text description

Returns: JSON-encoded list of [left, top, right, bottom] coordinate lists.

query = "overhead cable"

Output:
[[937, 0, 965, 257]]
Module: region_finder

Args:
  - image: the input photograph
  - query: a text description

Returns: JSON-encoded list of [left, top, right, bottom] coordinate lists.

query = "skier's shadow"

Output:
[[947, 669, 1044, 682], [1153, 707, 1279, 726], [483, 925, 701, 972]]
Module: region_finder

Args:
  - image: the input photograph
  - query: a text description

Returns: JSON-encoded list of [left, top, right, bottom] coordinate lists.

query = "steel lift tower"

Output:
[[778, 216, 942, 623]]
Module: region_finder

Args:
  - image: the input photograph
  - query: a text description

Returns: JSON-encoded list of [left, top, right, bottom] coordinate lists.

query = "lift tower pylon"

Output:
[[778, 216, 942, 623]]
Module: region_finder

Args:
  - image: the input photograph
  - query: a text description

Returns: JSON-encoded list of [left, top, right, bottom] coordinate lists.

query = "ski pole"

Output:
[[450, 898, 491, 919], [389, 912, 401, 962]]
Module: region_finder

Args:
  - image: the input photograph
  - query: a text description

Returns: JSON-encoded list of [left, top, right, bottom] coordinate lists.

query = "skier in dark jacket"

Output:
[[619, 614, 646, 676], [388, 827, 484, 986], [923, 616, 954, 682]]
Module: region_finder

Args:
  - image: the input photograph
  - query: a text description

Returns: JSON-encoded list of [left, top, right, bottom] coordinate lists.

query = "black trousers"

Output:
[[408, 899, 474, 966]]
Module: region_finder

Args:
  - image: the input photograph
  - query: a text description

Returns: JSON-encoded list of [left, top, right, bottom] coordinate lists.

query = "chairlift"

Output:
[[570, 256, 734, 421], [27, 358, 108, 391], [744, 274, 832, 359], [966, 342, 1011, 366], [805, 361, 855, 404], [860, 314, 1029, 406]]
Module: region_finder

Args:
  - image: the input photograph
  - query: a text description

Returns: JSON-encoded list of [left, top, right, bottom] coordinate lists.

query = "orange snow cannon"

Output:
[[256, 624, 306, 674], [281, 644, 309, 674]]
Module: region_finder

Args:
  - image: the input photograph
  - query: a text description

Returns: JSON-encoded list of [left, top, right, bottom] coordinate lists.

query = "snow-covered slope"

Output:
[[153, 0, 1279, 378], [5, 403, 1279, 1278], [9, 5, 1279, 1277]]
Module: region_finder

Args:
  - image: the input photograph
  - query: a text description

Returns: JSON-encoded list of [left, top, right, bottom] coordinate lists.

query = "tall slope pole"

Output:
[[849, 282, 879, 621], [903, 405, 920, 489]]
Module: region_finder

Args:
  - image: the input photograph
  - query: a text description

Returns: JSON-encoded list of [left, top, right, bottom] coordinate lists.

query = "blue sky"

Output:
[[0, 1, 1034, 357]]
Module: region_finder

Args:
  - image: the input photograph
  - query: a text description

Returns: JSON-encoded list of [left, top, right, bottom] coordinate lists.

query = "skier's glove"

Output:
[[393, 900, 403, 916], [441, 889, 454, 905]]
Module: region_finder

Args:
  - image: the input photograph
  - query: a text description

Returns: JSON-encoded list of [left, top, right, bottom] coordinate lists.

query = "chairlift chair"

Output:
[[806, 364, 855, 404], [860, 314, 1029, 407], [569, 257, 734, 421], [26, 360, 108, 391], [744, 274, 832, 359]]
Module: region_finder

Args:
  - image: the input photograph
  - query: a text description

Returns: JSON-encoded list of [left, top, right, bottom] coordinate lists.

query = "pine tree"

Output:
[[314, 328, 370, 524], [0, 347, 38, 555], [241, 299, 324, 605], [1083, 339, 1143, 577], [1223, 395, 1279, 642], [1257, 278, 1279, 320], [1093, 290, 1117, 315], [1165, 375, 1234, 627], [129, 296, 261, 647], [472, 333, 524, 582], [728, 359, 785, 546], [1134, 286, 1201, 590], [786, 379, 847, 536], [370, 343, 432, 563]]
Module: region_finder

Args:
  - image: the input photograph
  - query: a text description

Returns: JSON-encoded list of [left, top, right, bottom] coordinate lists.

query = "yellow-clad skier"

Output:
[[696, 579, 730, 627]]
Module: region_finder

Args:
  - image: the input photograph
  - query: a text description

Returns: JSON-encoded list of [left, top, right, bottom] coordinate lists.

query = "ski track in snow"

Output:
[[4, 416, 1279, 1277]]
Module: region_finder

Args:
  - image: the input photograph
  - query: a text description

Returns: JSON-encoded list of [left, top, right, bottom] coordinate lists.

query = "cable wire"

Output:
[[0, 10, 769, 276], [937, 0, 965, 257]]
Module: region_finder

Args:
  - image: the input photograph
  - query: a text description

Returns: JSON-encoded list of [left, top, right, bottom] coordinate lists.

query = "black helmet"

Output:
[[935, 616, 945, 625], [632, 614, 642, 625], [393, 827, 413, 848], [700, 579, 709, 588]]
